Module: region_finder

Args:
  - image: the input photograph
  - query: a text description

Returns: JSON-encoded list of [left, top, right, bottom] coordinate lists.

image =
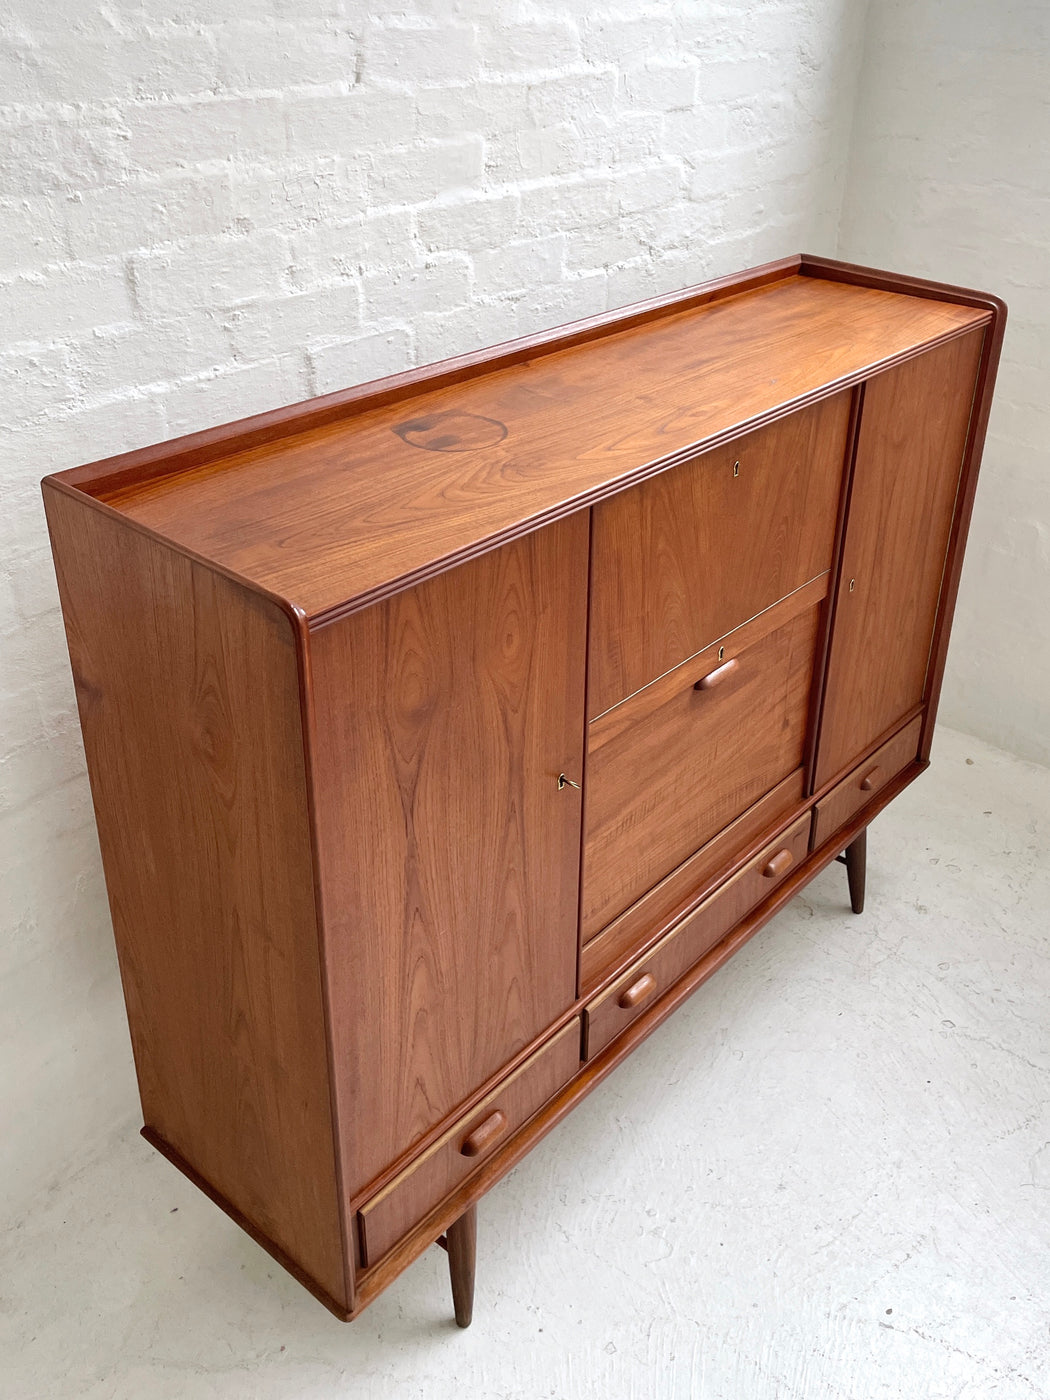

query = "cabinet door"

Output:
[[309, 516, 588, 1196], [587, 391, 851, 717], [815, 330, 984, 787]]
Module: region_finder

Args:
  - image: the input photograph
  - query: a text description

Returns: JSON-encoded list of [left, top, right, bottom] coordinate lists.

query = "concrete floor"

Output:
[[4, 726, 1049, 1400]]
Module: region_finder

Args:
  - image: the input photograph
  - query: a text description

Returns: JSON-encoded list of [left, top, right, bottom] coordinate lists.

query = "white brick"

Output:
[[222, 279, 362, 362], [581, 14, 677, 64], [306, 327, 414, 395], [362, 256, 472, 323], [284, 89, 418, 157], [623, 61, 699, 112], [475, 234, 566, 296], [477, 21, 582, 74], [70, 317, 233, 399], [366, 138, 484, 207], [412, 300, 520, 365], [63, 173, 233, 262], [0, 195, 71, 273], [225, 159, 351, 233], [362, 22, 481, 88], [214, 20, 357, 93], [417, 192, 522, 255], [0, 109, 129, 196], [0, 261, 135, 341], [0, 27, 220, 106], [525, 71, 619, 127], [124, 96, 288, 172], [415, 81, 531, 141], [662, 105, 732, 163], [617, 163, 685, 216], [518, 176, 619, 233], [1, 342, 78, 420], [513, 269, 609, 334], [577, 114, 660, 171], [484, 124, 584, 183], [128, 232, 292, 320], [564, 221, 646, 274], [290, 210, 418, 284]]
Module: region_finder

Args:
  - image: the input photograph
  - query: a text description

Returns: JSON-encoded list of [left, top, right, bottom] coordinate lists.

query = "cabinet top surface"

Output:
[[50, 263, 990, 622]]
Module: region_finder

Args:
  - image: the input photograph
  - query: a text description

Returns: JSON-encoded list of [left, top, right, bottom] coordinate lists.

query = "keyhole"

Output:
[[849, 578, 856, 593], [733, 461, 740, 478], [718, 646, 725, 661]]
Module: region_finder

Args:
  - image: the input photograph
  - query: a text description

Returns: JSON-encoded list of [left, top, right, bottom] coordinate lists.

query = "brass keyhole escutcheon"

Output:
[[718, 645, 725, 661], [849, 577, 856, 593], [733, 461, 740, 477], [558, 773, 581, 791]]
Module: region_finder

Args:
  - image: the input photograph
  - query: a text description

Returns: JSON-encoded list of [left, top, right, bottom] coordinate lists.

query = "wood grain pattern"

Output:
[[583, 813, 811, 1060], [812, 715, 923, 848], [581, 593, 823, 941], [588, 392, 851, 716], [814, 331, 984, 786], [357, 1021, 579, 1268], [41, 484, 347, 1310], [579, 769, 805, 992], [78, 276, 986, 622], [309, 517, 588, 1196]]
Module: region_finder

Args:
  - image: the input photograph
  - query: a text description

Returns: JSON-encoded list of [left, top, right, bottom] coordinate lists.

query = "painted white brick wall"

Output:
[[838, 0, 1050, 769], [1, 0, 867, 1221]]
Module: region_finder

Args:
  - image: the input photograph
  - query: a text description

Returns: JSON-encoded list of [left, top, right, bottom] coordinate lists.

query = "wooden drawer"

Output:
[[357, 1021, 580, 1268], [588, 391, 851, 717], [812, 714, 923, 849], [581, 579, 825, 942], [584, 813, 811, 1060]]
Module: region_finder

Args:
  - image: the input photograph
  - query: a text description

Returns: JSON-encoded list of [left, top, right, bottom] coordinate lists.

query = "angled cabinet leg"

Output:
[[844, 827, 867, 914], [446, 1203, 477, 1328]]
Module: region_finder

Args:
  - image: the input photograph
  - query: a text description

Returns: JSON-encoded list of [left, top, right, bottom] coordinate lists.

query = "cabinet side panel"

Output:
[[43, 487, 346, 1310], [815, 329, 984, 786], [310, 515, 588, 1196]]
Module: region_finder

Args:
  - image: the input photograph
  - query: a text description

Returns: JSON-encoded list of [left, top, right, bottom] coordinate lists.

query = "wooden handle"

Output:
[[617, 972, 657, 1010], [859, 765, 881, 792], [460, 1109, 508, 1158], [694, 657, 739, 691], [761, 847, 794, 879]]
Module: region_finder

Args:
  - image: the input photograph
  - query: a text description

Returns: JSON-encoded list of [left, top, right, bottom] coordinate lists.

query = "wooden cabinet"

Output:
[[42, 254, 1004, 1327]]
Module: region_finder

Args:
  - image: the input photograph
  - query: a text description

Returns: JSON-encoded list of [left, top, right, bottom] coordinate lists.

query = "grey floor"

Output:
[[4, 726, 1049, 1400]]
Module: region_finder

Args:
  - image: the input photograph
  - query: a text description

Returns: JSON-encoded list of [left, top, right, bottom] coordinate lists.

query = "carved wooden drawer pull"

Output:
[[617, 972, 657, 1010], [761, 847, 795, 879], [460, 1109, 508, 1158], [694, 657, 739, 691], [859, 765, 882, 792]]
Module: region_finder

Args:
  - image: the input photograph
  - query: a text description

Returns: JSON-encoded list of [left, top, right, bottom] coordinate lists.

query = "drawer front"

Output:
[[358, 1020, 580, 1268], [581, 584, 824, 942], [812, 714, 922, 849], [588, 391, 851, 717], [584, 814, 811, 1060], [579, 769, 805, 993]]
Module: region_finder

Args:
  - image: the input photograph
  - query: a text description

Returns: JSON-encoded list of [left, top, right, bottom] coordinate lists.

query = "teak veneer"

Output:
[[43, 254, 1005, 1327]]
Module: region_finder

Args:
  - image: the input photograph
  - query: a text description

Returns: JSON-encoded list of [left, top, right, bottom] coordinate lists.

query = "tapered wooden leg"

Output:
[[844, 827, 867, 914], [446, 1203, 477, 1328]]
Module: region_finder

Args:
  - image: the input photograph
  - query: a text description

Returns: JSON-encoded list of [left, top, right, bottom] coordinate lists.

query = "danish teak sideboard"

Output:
[[43, 255, 1005, 1327]]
